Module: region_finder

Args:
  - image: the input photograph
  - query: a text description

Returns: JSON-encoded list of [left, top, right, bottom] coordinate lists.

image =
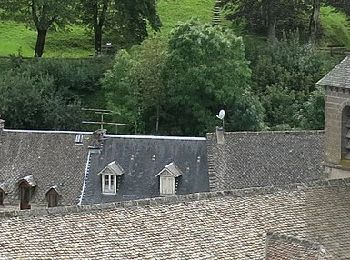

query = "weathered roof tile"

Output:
[[317, 56, 350, 88], [0, 181, 349, 259]]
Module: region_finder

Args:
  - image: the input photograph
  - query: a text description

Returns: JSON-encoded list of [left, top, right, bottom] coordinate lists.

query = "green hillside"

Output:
[[157, 0, 214, 34], [0, 0, 214, 57]]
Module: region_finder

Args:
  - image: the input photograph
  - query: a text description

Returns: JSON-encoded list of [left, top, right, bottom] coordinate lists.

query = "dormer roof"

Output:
[[45, 186, 61, 196], [18, 175, 36, 187], [156, 162, 183, 177], [317, 56, 350, 88], [0, 182, 6, 193], [98, 161, 124, 176]]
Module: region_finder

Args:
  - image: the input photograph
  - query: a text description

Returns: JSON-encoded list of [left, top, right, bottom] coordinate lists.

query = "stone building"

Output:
[[317, 56, 350, 179], [1, 56, 350, 259], [0, 122, 325, 210], [0, 126, 209, 209]]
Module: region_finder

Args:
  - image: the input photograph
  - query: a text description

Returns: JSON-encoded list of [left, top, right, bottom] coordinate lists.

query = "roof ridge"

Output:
[[1, 177, 349, 219], [3, 129, 93, 135], [206, 130, 325, 136]]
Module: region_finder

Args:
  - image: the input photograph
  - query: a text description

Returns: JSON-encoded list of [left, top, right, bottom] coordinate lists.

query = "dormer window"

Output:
[[98, 161, 124, 195], [46, 186, 60, 207], [156, 162, 183, 196], [103, 174, 116, 194], [18, 175, 36, 210]]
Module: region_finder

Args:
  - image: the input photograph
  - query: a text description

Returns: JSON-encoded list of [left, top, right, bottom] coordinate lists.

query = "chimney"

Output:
[[89, 129, 106, 153], [0, 119, 5, 133], [215, 126, 225, 144]]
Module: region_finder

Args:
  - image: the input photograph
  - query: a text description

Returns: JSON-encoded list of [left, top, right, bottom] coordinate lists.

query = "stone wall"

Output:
[[324, 86, 350, 165]]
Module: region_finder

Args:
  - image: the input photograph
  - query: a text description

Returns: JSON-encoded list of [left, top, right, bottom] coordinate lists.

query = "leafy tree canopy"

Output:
[[163, 20, 263, 135]]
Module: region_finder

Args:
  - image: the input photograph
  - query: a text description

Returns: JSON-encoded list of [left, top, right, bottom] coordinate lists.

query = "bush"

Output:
[[0, 70, 83, 130]]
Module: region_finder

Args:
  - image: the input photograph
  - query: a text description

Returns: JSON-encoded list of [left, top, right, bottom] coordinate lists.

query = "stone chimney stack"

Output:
[[89, 129, 106, 154], [216, 126, 225, 145], [0, 118, 5, 133]]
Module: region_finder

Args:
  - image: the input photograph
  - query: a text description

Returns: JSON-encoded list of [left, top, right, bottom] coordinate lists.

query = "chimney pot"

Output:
[[216, 126, 225, 144]]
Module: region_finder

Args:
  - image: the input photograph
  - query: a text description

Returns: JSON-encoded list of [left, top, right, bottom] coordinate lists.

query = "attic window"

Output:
[[0, 188, 4, 206], [46, 187, 60, 208], [18, 176, 36, 210], [98, 161, 124, 195], [156, 162, 183, 196], [75, 134, 84, 145], [103, 174, 116, 194]]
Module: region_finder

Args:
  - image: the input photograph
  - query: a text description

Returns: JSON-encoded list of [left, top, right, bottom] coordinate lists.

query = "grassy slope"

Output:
[[0, 22, 92, 57], [320, 6, 350, 48], [157, 0, 214, 35], [0, 0, 214, 57]]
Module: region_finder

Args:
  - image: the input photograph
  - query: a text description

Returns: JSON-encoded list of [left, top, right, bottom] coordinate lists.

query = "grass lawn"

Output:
[[0, 22, 93, 57], [0, 0, 214, 57], [157, 0, 214, 35]]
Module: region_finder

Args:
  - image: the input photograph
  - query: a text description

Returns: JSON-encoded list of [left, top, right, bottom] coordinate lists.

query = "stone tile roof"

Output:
[[1, 179, 350, 259], [0, 130, 91, 206], [206, 131, 325, 191], [317, 56, 350, 88], [81, 135, 209, 204], [265, 232, 333, 259]]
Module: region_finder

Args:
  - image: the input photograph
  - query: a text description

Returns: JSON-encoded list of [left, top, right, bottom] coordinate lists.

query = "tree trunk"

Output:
[[266, 0, 276, 42], [155, 105, 160, 134], [35, 29, 47, 57], [267, 18, 276, 42], [94, 25, 103, 55], [309, 0, 321, 44]]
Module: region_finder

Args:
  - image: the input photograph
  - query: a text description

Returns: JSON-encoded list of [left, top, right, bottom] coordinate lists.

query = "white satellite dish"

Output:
[[216, 109, 225, 127], [216, 109, 225, 120]]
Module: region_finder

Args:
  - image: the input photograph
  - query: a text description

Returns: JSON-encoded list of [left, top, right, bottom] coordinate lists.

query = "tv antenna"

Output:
[[82, 108, 126, 134], [216, 109, 225, 127]]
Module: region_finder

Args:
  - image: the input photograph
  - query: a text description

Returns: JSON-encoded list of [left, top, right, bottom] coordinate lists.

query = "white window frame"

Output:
[[102, 174, 117, 195]]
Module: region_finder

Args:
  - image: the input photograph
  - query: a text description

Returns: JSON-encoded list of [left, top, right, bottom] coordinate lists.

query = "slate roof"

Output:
[[1, 179, 350, 259], [206, 131, 325, 191], [0, 130, 92, 206], [317, 56, 350, 88], [81, 135, 209, 204]]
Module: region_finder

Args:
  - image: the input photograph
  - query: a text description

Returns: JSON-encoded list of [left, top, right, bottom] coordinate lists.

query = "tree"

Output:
[[299, 87, 325, 130], [325, 0, 350, 16], [80, 0, 110, 55], [80, 0, 161, 54], [248, 33, 335, 129], [222, 0, 311, 40], [0, 0, 77, 57], [112, 0, 161, 47], [163, 20, 264, 135], [309, 0, 321, 43], [103, 36, 167, 134]]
